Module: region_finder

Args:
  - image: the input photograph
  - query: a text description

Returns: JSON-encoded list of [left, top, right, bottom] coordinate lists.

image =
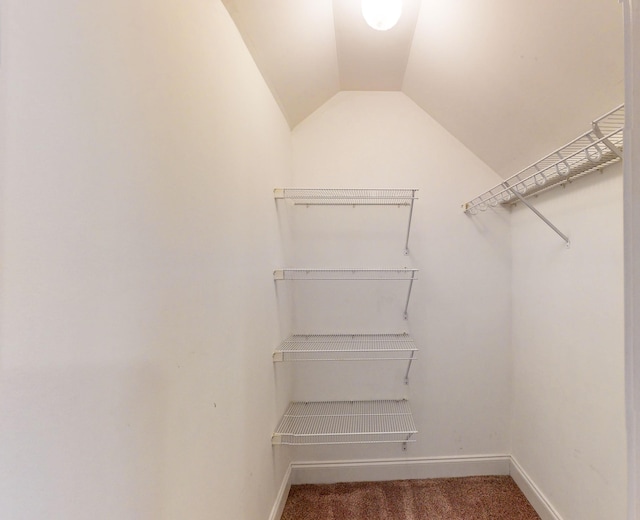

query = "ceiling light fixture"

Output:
[[361, 0, 403, 31]]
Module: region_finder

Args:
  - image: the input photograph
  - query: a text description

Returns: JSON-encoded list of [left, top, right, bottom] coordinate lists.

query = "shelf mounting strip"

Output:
[[274, 188, 418, 254], [462, 105, 624, 245]]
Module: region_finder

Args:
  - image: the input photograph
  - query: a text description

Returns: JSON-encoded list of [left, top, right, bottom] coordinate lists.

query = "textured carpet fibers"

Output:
[[281, 475, 540, 520]]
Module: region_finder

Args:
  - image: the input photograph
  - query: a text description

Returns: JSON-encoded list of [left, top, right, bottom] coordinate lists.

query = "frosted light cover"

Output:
[[362, 0, 403, 31]]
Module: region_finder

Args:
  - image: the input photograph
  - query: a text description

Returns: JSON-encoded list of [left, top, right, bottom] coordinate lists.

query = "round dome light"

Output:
[[362, 0, 403, 31]]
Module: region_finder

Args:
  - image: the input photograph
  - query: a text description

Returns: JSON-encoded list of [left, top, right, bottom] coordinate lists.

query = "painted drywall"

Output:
[[0, 1, 292, 519], [624, 2, 640, 518], [510, 163, 627, 520], [285, 91, 512, 462]]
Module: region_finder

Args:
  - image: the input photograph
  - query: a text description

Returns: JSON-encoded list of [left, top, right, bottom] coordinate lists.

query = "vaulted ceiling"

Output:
[[222, 0, 624, 178]]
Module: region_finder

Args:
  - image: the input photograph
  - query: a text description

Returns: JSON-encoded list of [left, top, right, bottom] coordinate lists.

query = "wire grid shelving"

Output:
[[462, 104, 624, 215], [273, 333, 417, 362], [274, 188, 417, 206], [273, 268, 418, 281], [271, 188, 421, 447], [274, 188, 418, 254], [272, 400, 417, 446], [273, 268, 418, 319]]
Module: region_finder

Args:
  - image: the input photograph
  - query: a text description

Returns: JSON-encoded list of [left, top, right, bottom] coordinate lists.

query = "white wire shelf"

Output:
[[274, 188, 417, 206], [274, 188, 418, 254], [273, 268, 418, 319], [272, 400, 417, 446], [273, 333, 417, 362], [462, 104, 624, 215], [274, 333, 418, 382], [273, 268, 418, 281]]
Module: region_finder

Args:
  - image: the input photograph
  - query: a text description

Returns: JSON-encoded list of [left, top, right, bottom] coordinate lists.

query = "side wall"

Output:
[[624, 1, 640, 518], [510, 163, 627, 520], [287, 91, 512, 463], [0, 2, 292, 519]]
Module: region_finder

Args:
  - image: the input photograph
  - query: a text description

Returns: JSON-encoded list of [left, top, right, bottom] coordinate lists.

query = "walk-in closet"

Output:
[[1, 1, 638, 520]]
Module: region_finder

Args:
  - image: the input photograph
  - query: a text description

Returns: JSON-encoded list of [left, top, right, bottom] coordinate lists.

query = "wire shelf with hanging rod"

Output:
[[462, 104, 624, 216], [271, 399, 417, 446]]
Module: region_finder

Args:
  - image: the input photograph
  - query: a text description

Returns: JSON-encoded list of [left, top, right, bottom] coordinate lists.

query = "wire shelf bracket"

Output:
[[274, 188, 418, 255], [462, 105, 624, 244], [271, 399, 417, 446], [273, 333, 418, 383], [502, 182, 570, 247], [273, 268, 418, 320]]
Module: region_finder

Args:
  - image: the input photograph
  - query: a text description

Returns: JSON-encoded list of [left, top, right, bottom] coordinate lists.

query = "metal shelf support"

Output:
[[593, 116, 624, 160], [503, 182, 570, 247], [403, 350, 415, 385], [403, 190, 417, 255], [403, 270, 416, 320]]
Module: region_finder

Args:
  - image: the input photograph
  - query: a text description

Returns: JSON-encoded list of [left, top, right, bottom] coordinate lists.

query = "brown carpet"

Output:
[[281, 476, 540, 520]]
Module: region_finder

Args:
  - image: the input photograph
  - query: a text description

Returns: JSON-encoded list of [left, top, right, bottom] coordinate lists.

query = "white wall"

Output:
[[286, 91, 512, 462], [624, 2, 640, 518], [510, 163, 627, 520], [0, 1, 292, 519], [1, 3, 628, 518]]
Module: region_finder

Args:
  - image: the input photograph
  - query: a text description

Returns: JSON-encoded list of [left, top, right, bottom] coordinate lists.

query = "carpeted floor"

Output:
[[281, 475, 540, 520]]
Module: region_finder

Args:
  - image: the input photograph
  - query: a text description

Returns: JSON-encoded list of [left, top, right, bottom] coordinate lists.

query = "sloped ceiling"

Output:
[[222, 0, 624, 178]]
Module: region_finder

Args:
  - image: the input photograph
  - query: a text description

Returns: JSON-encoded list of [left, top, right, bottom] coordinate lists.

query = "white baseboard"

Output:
[[268, 464, 292, 520], [510, 457, 563, 520], [290, 454, 510, 485]]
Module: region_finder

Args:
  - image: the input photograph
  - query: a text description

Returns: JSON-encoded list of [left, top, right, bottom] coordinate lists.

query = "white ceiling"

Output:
[[222, 0, 624, 178]]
